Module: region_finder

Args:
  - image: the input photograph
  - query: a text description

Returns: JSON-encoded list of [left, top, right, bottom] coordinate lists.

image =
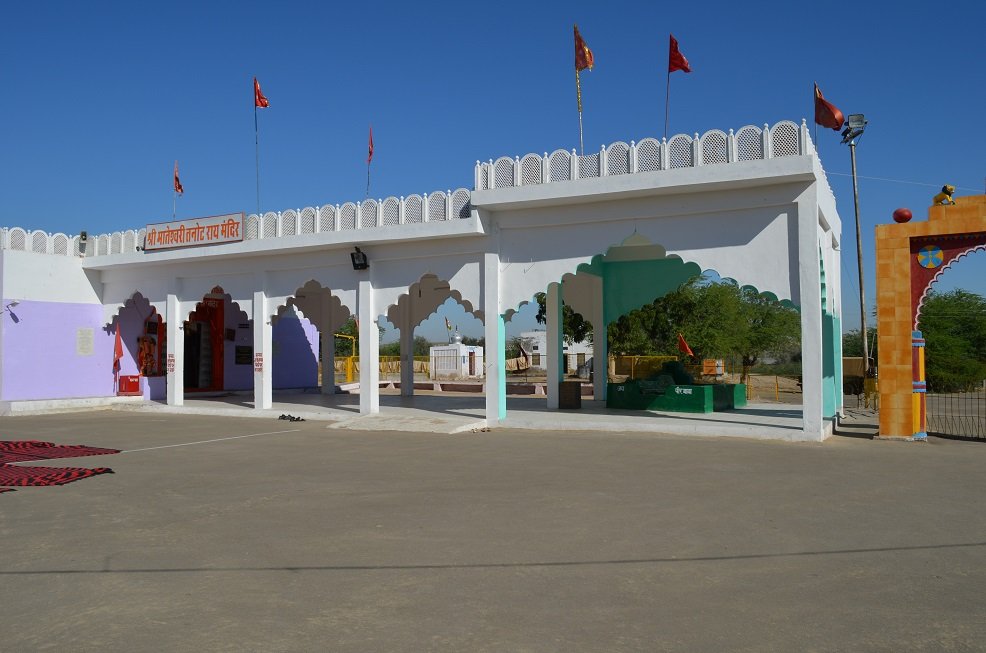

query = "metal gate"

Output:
[[926, 388, 986, 440]]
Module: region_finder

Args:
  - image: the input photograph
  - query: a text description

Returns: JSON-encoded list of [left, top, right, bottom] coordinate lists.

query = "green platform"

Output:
[[607, 380, 746, 414]]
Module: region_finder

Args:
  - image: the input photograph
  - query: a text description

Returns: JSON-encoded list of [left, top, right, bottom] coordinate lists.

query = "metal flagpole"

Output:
[[366, 162, 371, 199], [173, 191, 176, 220], [576, 68, 585, 156], [255, 104, 261, 216], [664, 71, 671, 139]]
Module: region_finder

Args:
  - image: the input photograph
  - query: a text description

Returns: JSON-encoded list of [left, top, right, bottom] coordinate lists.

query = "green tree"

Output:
[[919, 289, 986, 392], [534, 292, 593, 344], [332, 317, 384, 357], [605, 277, 800, 382], [842, 328, 878, 360]]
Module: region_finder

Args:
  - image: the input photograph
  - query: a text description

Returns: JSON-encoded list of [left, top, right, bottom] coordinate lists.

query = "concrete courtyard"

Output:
[[2, 410, 985, 652]]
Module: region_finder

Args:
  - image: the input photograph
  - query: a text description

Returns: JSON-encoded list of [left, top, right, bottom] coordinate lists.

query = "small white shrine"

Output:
[[429, 332, 484, 380]]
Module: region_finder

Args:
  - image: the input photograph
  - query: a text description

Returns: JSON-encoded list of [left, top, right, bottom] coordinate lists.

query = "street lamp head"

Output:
[[841, 113, 868, 144]]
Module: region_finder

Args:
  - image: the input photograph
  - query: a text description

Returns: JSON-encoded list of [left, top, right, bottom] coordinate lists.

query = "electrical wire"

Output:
[[827, 172, 981, 192]]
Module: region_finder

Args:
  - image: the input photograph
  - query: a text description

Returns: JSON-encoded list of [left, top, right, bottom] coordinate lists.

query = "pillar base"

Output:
[[874, 434, 928, 442]]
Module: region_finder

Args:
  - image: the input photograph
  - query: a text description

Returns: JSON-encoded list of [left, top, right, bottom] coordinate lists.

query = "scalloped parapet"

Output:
[[473, 119, 813, 190]]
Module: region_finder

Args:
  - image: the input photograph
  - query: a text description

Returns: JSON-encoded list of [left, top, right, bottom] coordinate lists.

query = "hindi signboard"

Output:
[[144, 213, 244, 251]]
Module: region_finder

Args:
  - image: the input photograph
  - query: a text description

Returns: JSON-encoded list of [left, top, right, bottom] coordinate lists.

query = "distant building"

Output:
[[430, 331, 484, 380], [519, 330, 592, 375]]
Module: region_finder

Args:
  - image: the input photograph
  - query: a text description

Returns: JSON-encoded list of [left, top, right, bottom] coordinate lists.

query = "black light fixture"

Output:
[[841, 113, 867, 144], [351, 246, 369, 270], [79, 231, 88, 255]]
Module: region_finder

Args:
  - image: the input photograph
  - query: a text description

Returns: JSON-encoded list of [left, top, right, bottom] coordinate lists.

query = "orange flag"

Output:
[[113, 323, 124, 372], [813, 83, 844, 131], [677, 332, 694, 357], [254, 77, 270, 108], [574, 24, 594, 71], [668, 34, 691, 73], [173, 161, 183, 194]]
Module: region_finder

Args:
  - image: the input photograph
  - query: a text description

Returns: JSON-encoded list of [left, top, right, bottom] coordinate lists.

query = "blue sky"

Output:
[[2, 1, 983, 343]]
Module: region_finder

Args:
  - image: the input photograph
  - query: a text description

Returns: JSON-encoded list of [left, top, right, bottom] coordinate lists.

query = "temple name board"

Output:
[[145, 213, 244, 251]]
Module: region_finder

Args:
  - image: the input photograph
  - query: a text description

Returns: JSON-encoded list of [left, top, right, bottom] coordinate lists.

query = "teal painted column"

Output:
[[822, 311, 836, 418], [833, 315, 844, 414]]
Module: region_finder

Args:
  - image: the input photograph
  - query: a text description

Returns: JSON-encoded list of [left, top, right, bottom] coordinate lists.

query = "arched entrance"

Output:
[[875, 194, 986, 439]]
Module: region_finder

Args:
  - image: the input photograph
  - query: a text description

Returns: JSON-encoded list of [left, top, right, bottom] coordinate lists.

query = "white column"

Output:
[[253, 290, 272, 410], [588, 274, 607, 402], [400, 307, 415, 397], [546, 281, 563, 410], [358, 278, 379, 414], [165, 293, 184, 406], [797, 192, 824, 440], [483, 250, 505, 423], [320, 297, 335, 395]]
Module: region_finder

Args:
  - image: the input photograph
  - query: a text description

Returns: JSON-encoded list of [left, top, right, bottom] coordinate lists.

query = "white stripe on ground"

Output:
[[121, 429, 303, 454]]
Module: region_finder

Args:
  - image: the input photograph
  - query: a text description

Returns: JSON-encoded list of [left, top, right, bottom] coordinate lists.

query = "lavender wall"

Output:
[[272, 313, 319, 389], [1, 299, 115, 401]]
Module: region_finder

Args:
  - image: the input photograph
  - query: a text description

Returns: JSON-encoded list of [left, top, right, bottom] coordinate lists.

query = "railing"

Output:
[[0, 188, 472, 258], [474, 120, 813, 190], [3, 119, 820, 257]]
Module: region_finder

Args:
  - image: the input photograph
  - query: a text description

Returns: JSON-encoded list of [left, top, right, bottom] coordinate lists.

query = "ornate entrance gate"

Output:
[[875, 195, 986, 439]]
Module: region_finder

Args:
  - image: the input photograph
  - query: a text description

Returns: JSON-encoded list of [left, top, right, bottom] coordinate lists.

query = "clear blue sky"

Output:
[[2, 1, 983, 343]]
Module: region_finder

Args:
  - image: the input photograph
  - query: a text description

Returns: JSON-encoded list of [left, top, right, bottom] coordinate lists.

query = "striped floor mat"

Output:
[[1, 440, 119, 489]]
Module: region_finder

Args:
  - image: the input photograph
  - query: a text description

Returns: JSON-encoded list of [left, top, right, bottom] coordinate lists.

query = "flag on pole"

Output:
[[668, 34, 691, 73], [574, 24, 594, 112], [445, 316, 452, 331], [367, 125, 374, 164], [813, 83, 844, 131], [113, 323, 124, 372], [173, 161, 183, 194], [677, 332, 694, 357], [254, 77, 270, 108], [574, 25, 594, 72]]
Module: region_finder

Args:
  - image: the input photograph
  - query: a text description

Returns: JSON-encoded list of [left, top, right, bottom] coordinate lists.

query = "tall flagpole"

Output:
[[664, 71, 671, 139], [576, 68, 585, 156], [173, 191, 177, 220], [254, 104, 261, 216]]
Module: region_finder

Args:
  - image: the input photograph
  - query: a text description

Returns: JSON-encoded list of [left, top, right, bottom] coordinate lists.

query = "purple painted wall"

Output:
[[1, 299, 115, 401], [272, 313, 319, 389], [0, 296, 320, 403]]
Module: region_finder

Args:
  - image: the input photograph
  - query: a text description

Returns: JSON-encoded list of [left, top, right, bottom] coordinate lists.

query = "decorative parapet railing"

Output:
[[2, 119, 827, 258], [0, 188, 472, 257], [474, 120, 814, 190]]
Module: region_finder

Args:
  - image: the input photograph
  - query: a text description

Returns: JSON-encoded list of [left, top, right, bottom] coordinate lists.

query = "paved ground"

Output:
[[2, 410, 985, 652], [118, 391, 808, 440]]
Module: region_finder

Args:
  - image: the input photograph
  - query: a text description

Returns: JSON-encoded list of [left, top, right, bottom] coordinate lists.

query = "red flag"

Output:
[[367, 125, 374, 164], [668, 34, 691, 73], [113, 323, 124, 372], [574, 24, 594, 71], [254, 77, 269, 108], [813, 83, 844, 131], [173, 160, 183, 194], [677, 332, 694, 357]]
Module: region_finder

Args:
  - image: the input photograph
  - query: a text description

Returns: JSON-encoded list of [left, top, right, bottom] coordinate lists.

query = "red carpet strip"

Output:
[[0, 440, 120, 465], [0, 465, 114, 487], [0, 440, 118, 490]]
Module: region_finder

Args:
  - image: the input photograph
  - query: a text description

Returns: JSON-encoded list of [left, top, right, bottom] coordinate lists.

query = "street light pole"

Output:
[[842, 114, 870, 376], [849, 140, 869, 375]]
